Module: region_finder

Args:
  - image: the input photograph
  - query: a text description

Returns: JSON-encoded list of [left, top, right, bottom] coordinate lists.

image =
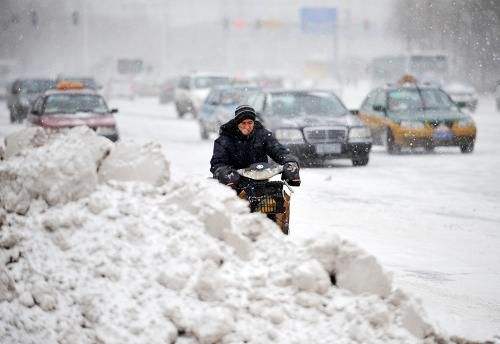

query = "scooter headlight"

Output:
[[274, 129, 304, 144]]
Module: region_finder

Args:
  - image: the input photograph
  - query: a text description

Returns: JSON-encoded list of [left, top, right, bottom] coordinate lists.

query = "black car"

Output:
[[7, 78, 55, 123], [247, 90, 372, 166]]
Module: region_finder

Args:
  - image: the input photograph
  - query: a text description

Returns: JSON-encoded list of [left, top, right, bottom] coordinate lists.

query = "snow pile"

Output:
[[0, 127, 170, 215], [98, 141, 170, 186], [0, 127, 112, 214], [0, 128, 464, 343]]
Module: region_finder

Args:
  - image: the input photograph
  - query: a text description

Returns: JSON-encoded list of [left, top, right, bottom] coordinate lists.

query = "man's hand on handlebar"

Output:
[[216, 166, 240, 189], [282, 162, 301, 186]]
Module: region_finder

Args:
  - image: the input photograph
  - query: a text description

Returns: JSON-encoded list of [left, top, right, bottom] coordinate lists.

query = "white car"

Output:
[[443, 82, 478, 112], [174, 74, 232, 118], [106, 77, 135, 100]]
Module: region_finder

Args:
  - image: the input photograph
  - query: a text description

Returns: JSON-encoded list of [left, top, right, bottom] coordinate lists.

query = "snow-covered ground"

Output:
[[1, 91, 499, 342]]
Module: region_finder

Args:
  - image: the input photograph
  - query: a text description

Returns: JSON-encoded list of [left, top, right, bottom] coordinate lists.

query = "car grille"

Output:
[[426, 120, 455, 128], [303, 126, 347, 143]]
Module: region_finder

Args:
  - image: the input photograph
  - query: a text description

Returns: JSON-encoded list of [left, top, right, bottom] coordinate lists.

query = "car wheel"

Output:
[[460, 140, 474, 153], [386, 129, 401, 154], [352, 154, 369, 166]]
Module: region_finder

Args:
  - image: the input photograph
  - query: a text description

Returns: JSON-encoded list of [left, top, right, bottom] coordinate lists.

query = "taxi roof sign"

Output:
[[56, 81, 85, 90], [398, 74, 418, 85]]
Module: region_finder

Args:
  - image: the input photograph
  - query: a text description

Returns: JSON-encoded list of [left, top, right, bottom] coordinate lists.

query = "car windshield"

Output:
[[269, 92, 346, 117], [388, 88, 455, 111], [20, 79, 55, 93], [194, 76, 231, 89], [219, 88, 258, 105], [44, 94, 109, 115]]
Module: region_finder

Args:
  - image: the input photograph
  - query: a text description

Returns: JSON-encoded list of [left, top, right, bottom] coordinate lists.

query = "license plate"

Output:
[[433, 126, 454, 141], [315, 143, 341, 154]]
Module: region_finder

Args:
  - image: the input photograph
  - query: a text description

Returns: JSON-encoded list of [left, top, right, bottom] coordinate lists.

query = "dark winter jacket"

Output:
[[210, 119, 299, 178]]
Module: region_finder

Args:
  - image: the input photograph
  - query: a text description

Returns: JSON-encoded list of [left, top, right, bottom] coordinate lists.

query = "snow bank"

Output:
[[98, 141, 170, 186], [0, 129, 463, 343], [0, 127, 170, 215]]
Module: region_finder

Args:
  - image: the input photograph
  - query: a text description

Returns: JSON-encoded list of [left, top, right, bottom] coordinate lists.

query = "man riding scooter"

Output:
[[210, 105, 301, 233]]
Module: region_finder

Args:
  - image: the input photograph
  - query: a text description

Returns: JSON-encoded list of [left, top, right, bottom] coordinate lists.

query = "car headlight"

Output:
[[348, 127, 371, 142], [400, 121, 425, 129], [96, 126, 118, 135], [457, 118, 475, 127], [274, 129, 304, 144]]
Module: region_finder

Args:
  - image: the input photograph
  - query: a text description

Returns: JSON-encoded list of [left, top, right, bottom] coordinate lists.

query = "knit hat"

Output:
[[234, 105, 256, 124]]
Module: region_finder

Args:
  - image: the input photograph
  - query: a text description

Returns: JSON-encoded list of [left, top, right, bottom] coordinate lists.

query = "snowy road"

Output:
[[1, 95, 499, 341]]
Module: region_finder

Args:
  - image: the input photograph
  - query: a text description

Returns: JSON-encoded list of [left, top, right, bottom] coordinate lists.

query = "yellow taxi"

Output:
[[358, 76, 476, 153]]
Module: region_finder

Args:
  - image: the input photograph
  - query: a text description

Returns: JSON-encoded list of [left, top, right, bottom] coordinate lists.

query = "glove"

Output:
[[216, 166, 240, 189], [282, 162, 301, 186]]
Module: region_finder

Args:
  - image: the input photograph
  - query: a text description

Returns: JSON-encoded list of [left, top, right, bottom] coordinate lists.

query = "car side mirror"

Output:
[[373, 104, 386, 112], [110, 108, 118, 114], [350, 109, 359, 115]]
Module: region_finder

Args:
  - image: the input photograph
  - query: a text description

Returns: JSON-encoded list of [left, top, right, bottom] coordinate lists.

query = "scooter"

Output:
[[236, 162, 296, 235]]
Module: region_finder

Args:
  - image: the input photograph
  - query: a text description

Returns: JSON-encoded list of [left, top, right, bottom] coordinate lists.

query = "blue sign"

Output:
[[300, 7, 337, 34]]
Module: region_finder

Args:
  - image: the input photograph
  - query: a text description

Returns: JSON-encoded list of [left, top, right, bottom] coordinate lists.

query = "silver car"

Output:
[[174, 74, 232, 118]]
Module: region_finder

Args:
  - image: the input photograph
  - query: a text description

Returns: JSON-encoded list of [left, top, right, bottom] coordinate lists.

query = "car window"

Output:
[[194, 77, 231, 89], [247, 92, 266, 112], [269, 92, 346, 117], [20, 79, 55, 93], [421, 89, 454, 110], [388, 89, 423, 111], [205, 90, 220, 105], [219, 88, 258, 106], [43, 94, 109, 115]]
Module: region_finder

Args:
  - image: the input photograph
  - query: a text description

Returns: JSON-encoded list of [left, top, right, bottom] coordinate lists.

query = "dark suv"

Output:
[[7, 78, 55, 123], [247, 90, 372, 166]]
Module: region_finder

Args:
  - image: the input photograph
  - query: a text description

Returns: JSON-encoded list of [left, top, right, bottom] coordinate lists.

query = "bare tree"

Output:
[[390, 0, 500, 91]]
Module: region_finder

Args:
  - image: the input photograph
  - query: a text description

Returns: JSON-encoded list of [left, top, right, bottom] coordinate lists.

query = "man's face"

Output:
[[237, 119, 255, 136]]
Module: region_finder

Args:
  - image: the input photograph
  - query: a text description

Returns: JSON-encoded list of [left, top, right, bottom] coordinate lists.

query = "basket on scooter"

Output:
[[245, 181, 285, 214]]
